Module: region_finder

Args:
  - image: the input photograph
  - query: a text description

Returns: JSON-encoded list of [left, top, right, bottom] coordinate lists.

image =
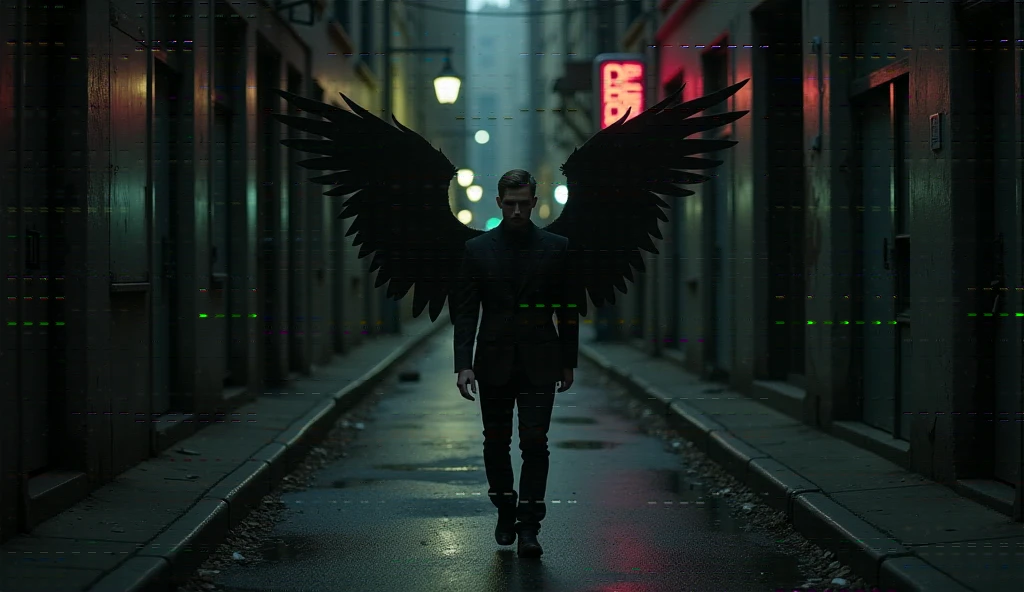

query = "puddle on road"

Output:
[[384, 423, 424, 430], [551, 416, 598, 425], [330, 478, 381, 488], [259, 535, 313, 562], [372, 464, 479, 472], [554, 440, 621, 450], [422, 441, 472, 450], [649, 468, 744, 534]]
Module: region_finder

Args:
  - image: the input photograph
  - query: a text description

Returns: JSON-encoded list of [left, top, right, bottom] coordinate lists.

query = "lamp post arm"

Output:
[[383, 0, 393, 123], [381, 0, 455, 120], [387, 47, 453, 55]]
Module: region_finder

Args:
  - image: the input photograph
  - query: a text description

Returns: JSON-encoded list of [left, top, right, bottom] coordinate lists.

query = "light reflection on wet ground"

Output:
[[213, 329, 807, 592]]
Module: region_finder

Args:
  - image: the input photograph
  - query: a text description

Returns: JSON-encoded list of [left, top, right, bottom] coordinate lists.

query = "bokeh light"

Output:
[[554, 184, 568, 205]]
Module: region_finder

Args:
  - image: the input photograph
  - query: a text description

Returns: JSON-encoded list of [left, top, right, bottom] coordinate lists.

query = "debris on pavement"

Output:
[[175, 365, 873, 592], [398, 369, 421, 382], [598, 374, 872, 592], [175, 382, 388, 592], [176, 448, 202, 456]]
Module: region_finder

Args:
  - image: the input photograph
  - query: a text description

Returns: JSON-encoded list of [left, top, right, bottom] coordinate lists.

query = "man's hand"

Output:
[[557, 368, 574, 393], [457, 369, 478, 401]]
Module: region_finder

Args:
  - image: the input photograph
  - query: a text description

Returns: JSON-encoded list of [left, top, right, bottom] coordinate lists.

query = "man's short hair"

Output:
[[497, 169, 537, 199]]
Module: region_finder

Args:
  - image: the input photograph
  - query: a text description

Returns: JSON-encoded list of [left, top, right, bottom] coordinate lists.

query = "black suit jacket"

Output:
[[452, 221, 580, 386]]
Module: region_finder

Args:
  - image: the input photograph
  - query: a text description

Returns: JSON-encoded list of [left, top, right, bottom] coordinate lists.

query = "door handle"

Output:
[[25, 230, 41, 270]]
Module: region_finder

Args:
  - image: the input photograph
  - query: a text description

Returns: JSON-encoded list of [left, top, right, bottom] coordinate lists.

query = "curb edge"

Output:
[[577, 343, 972, 591], [87, 320, 446, 592]]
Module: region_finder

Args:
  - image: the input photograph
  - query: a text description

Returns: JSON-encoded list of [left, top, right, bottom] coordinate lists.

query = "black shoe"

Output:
[[517, 530, 542, 558], [495, 511, 516, 546]]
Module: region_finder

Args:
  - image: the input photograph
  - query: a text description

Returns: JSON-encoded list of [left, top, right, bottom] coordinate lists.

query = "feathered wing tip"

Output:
[[559, 148, 579, 175], [682, 78, 750, 114], [273, 86, 482, 324], [611, 106, 633, 128], [274, 88, 351, 123], [340, 92, 380, 121], [392, 113, 412, 132], [545, 78, 752, 316], [652, 82, 685, 112]]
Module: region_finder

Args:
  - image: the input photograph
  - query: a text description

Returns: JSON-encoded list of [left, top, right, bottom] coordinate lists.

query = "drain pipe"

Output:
[[13, 0, 27, 532], [645, 0, 663, 358]]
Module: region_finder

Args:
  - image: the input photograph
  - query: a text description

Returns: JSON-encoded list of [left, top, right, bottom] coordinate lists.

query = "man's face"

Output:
[[496, 186, 537, 227]]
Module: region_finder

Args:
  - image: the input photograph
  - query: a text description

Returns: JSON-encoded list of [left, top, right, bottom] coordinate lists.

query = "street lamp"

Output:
[[380, 0, 463, 334], [433, 58, 462, 104], [382, 47, 463, 109], [382, 0, 462, 124]]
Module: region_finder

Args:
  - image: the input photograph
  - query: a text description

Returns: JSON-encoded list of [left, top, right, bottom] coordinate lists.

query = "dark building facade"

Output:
[[655, 0, 1024, 520], [0, 0, 458, 543], [537, 0, 1024, 521]]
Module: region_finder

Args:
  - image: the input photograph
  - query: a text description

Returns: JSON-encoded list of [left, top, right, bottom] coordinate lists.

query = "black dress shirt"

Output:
[[498, 220, 534, 288]]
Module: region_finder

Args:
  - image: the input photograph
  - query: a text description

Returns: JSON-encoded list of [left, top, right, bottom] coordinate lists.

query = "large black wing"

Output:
[[272, 90, 484, 322], [544, 78, 750, 316]]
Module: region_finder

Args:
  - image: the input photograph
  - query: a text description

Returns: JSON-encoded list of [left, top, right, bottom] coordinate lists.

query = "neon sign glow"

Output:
[[598, 60, 645, 130]]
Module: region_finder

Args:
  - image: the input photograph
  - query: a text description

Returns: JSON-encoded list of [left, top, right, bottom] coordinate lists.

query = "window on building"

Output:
[[333, 0, 351, 30], [479, 94, 498, 177], [701, 47, 728, 115], [663, 69, 684, 100], [155, 1, 181, 50], [479, 94, 497, 127], [626, 0, 643, 25], [360, 0, 375, 71], [596, 0, 615, 52], [851, 0, 909, 80]]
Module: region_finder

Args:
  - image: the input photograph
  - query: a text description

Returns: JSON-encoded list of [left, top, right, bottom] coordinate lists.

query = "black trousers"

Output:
[[478, 349, 556, 534]]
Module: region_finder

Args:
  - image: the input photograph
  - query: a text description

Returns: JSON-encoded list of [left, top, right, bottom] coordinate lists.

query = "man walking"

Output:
[[453, 169, 580, 558]]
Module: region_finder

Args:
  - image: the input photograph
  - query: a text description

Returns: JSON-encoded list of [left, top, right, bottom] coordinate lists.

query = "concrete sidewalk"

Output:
[[0, 315, 447, 592], [578, 324, 1023, 592]]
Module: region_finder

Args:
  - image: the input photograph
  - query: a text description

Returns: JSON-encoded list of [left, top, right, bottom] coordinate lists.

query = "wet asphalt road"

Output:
[[213, 328, 805, 592]]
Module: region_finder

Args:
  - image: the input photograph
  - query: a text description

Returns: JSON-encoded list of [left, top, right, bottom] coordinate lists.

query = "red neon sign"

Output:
[[598, 60, 645, 129]]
